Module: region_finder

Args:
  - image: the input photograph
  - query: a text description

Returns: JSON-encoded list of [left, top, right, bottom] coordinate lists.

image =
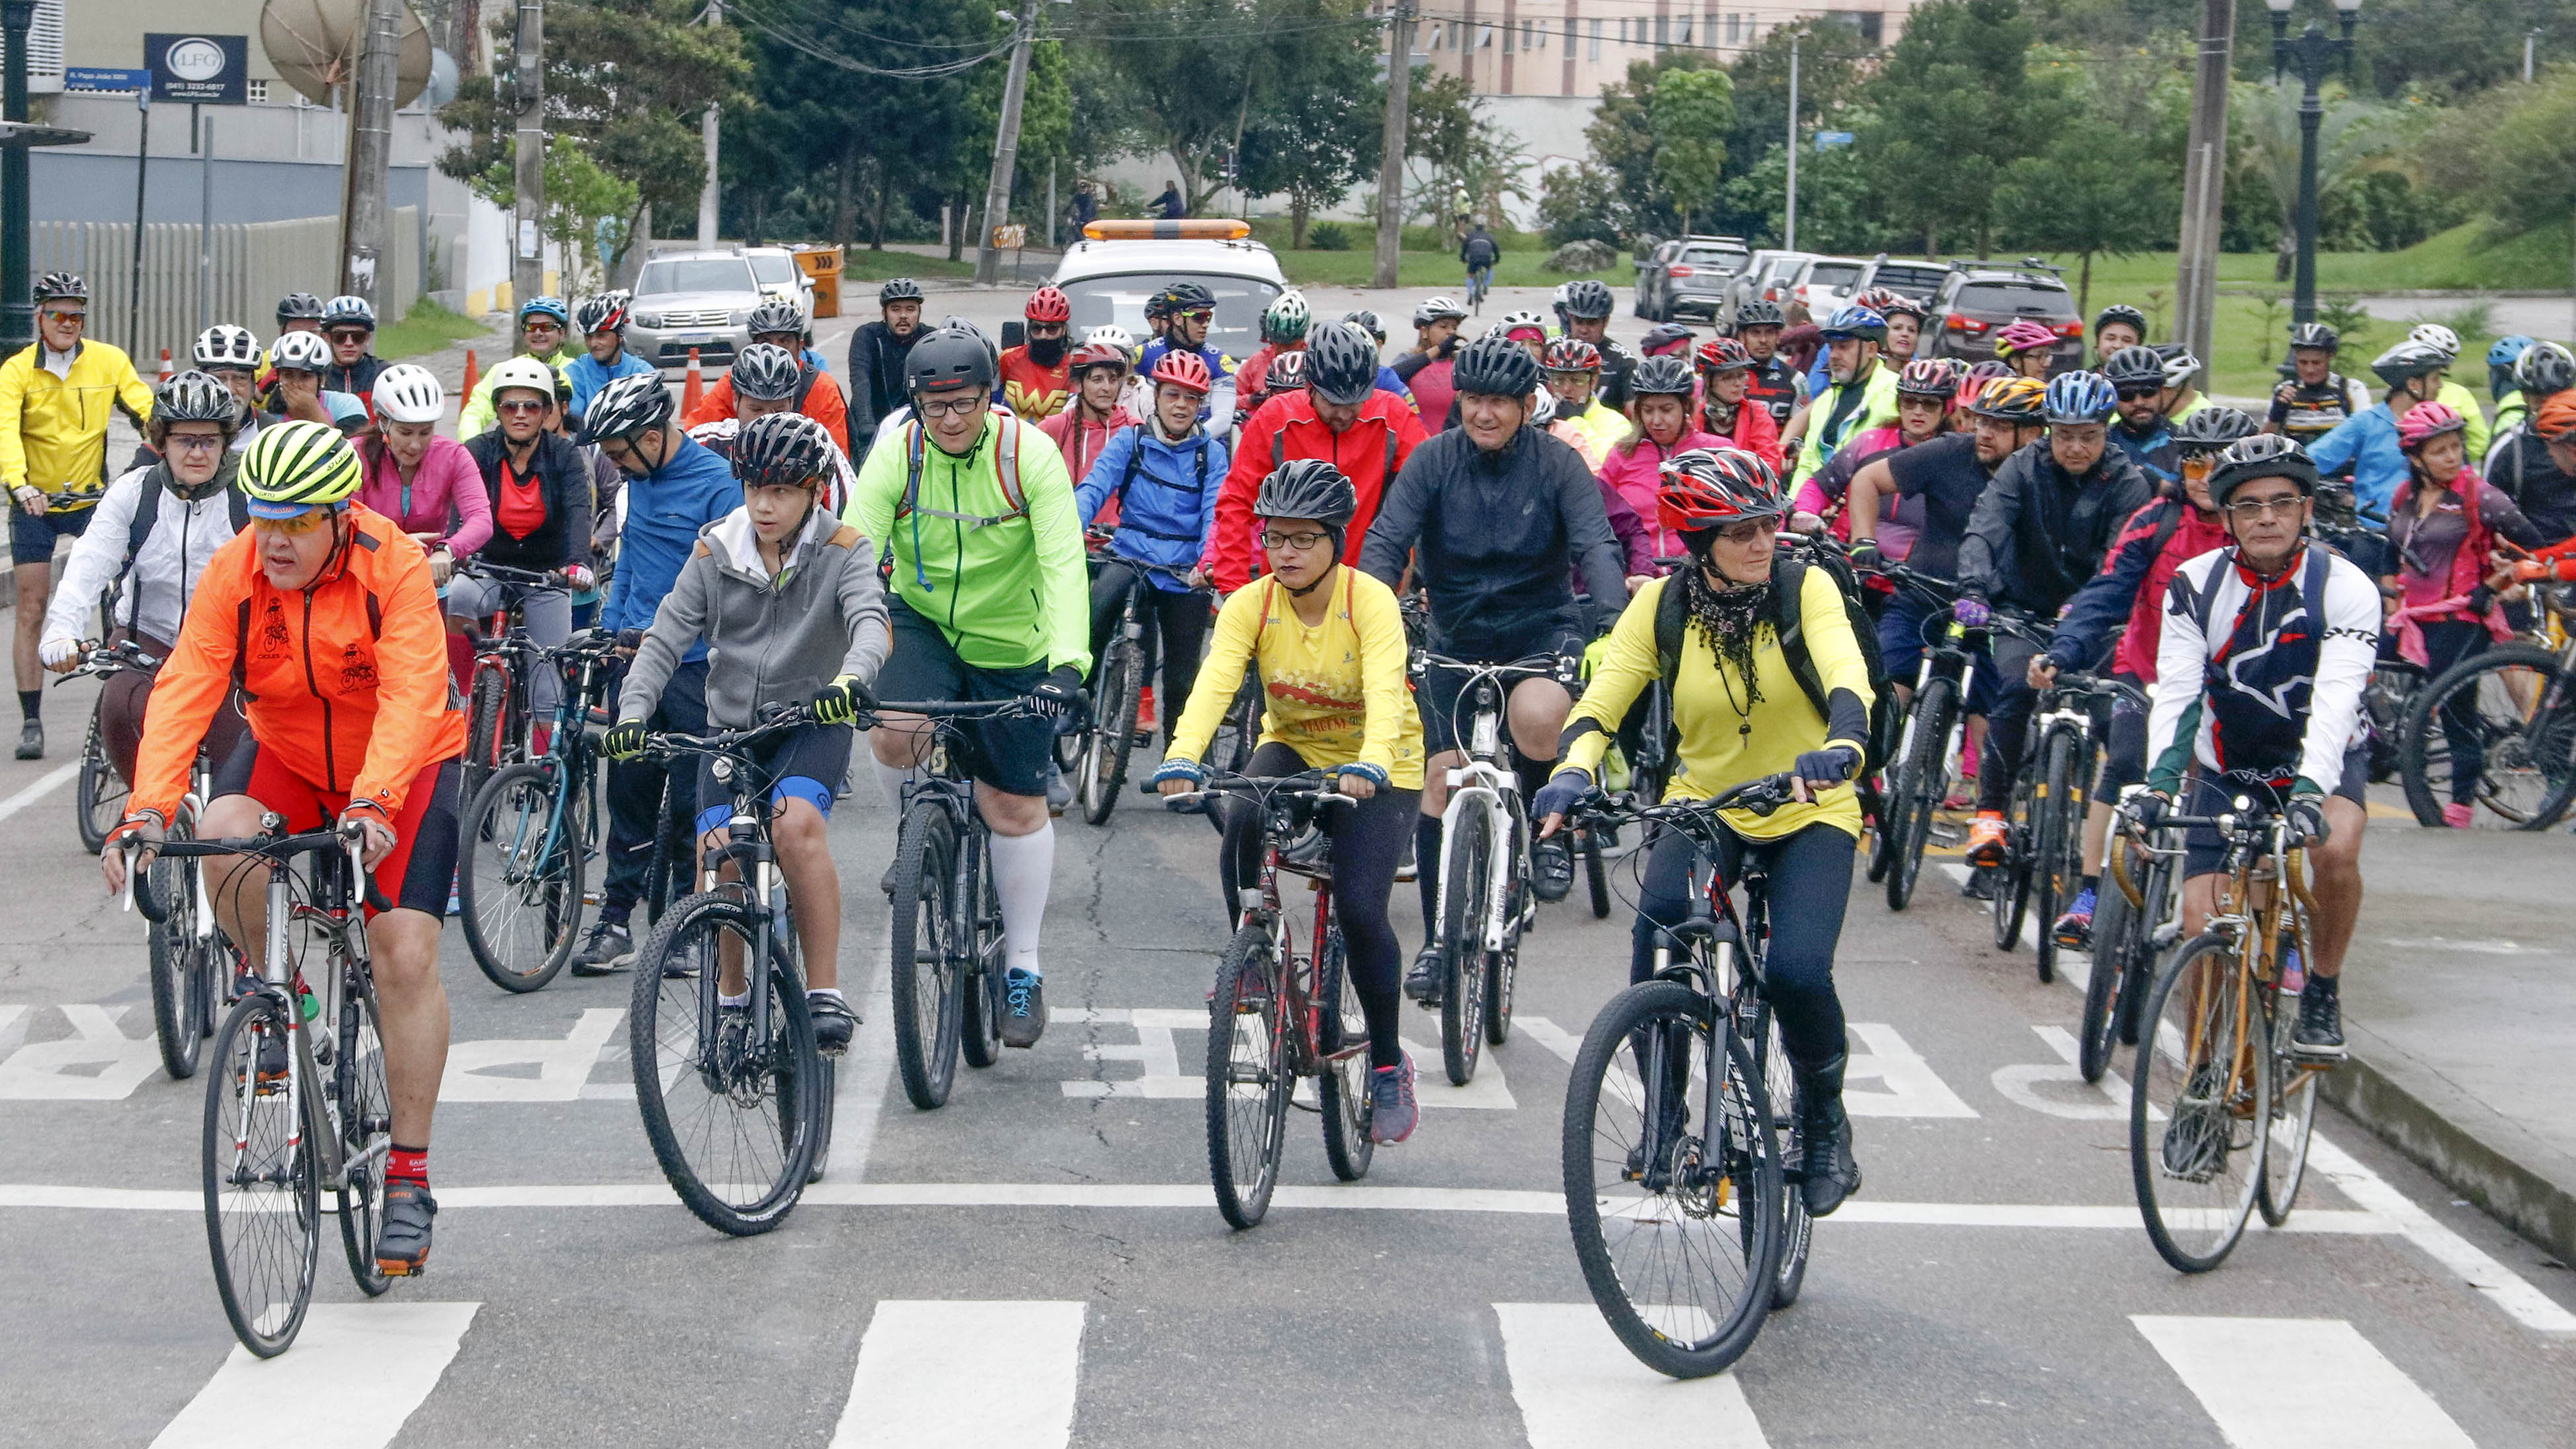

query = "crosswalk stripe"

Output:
[[1493, 1303, 1769, 1447], [2132, 1315, 2476, 1448], [829, 1300, 1085, 1448], [148, 1302, 479, 1449]]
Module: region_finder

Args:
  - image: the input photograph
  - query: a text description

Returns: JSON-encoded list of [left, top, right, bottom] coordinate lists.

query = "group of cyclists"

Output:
[[16, 246, 2576, 1309]]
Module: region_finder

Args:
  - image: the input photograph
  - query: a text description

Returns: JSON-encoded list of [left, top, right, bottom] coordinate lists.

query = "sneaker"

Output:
[[2292, 975, 2345, 1059], [1942, 782, 1975, 811], [2052, 886, 2098, 949], [1798, 1097, 1862, 1216], [1960, 865, 1997, 901], [1964, 811, 2007, 866], [2442, 802, 2473, 829], [808, 992, 857, 1056], [374, 1180, 436, 1277], [1280, 826, 1330, 871], [13, 719, 39, 761], [1368, 1053, 1419, 1144], [1404, 943, 1444, 1007], [569, 918, 633, 976], [1530, 839, 1574, 903], [1044, 763, 1072, 817], [249, 1018, 292, 1087], [1001, 968, 1046, 1048], [1136, 684, 1158, 737]]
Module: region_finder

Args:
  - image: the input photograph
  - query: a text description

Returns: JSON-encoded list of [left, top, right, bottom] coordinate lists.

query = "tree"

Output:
[[1649, 69, 1733, 236], [1404, 69, 1531, 233], [1716, 139, 1880, 255], [1860, 0, 2064, 258], [1237, 0, 1383, 247], [1581, 52, 1713, 241], [2232, 78, 2399, 279], [1722, 17, 1863, 185], [1995, 114, 2171, 314]]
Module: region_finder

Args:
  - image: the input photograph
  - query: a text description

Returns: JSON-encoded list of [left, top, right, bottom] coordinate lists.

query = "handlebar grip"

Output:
[[131, 849, 170, 923]]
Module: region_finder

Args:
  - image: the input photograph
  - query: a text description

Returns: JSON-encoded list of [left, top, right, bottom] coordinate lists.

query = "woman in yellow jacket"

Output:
[[1155, 459, 1428, 1145], [1534, 446, 1870, 1216]]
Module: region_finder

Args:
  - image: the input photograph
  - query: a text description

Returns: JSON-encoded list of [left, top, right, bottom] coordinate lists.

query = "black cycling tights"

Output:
[[1630, 819, 1854, 1077], [1222, 742, 1417, 1071]]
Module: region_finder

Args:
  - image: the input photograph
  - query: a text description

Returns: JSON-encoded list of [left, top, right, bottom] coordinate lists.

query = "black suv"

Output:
[[1923, 260, 2083, 373], [1632, 235, 1751, 322]]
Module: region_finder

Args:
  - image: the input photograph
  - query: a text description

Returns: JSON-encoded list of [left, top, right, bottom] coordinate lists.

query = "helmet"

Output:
[[1260, 290, 1311, 344], [731, 411, 838, 490], [1151, 281, 1216, 317], [1341, 309, 1386, 343], [2407, 323, 2462, 362], [1495, 309, 1549, 340], [1820, 304, 1888, 343], [905, 326, 999, 398], [579, 371, 675, 443], [2095, 303, 2147, 336], [1544, 338, 1603, 374], [2370, 339, 2450, 389], [2206, 433, 2319, 507], [1970, 376, 2048, 423], [1304, 321, 1380, 405], [2042, 370, 2117, 424], [1855, 286, 1923, 321], [1254, 458, 1358, 527], [1453, 332, 1543, 399], [2155, 345, 2202, 388], [1994, 319, 2059, 358], [1658, 447, 1786, 534], [517, 294, 569, 327], [1966, 358, 2014, 384], [1023, 285, 1071, 325], [2489, 335, 2536, 371], [1630, 354, 1696, 398], [1733, 299, 1786, 329], [729, 343, 804, 402], [483, 355, 558, 407], [1640, 321, 1696, 356], [153, 370, 238, 429], [2396, 400, 2469, 451], [32, 270, 87, 304], [2515, 341, 2576, 397], [574, 293, 629, 335], [2534, 392, 2576, 443], [2100, 345, 2165, 388], [879, 277, 924, 306], [1558, 279, 1615, 321], [321, 295, 376, 330], [1261, 351, 1307, 395], [1067, 338, 1130, 376], [2171, 405, 2261, 456], [269, 329, 331, 373], [1082, 324, 1136, 358], [1149, 348, 1214, 397], [274, 291, 324, 325], [2288, 321, 2340, 353], [192, 324, 261, 371], [746, 298, 806, 339], [1895, 356, 1960, 399], [372, 363, 445, 424], [1411, 295, 1468, 327], [241, 419, 363, 515], [1695, 337, 1753, 374]]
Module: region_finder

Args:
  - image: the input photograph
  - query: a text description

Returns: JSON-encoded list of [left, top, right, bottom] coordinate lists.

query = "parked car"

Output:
[[1923, 261, 2085, 373], [1051, 222, 1284, 362], [1719, 249, 1813, 326], [1854, 257, 1954, 310], [744, 245, 816, 323], [1786, 255, 1872, 321], [627, 250, 765, 369], [1630, 235, 1751, 322]]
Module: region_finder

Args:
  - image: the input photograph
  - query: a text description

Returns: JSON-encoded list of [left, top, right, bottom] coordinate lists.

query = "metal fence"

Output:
[[31, 208, 421, 367]]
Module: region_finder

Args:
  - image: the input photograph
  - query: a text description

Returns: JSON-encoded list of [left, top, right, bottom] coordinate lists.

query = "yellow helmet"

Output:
[[240, 419, 362, 517], [1968, 376, 2047, 424]]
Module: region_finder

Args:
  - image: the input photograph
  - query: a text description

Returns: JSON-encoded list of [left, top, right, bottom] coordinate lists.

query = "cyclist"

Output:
[[2146, 435, 2378, 1057], [1783, 305, 1899, 490], [359, 364, 489, 593], [1599, 355, 1724, 559], [5, 270, 153, 759], [452, 356, 593, 725], [1733, 299, 1806, 430], [1040, 335, 1137, 487], [457, 296, 578, 437], [2093, 304, 2146, 366], [319, 295, 390, 403], [1794, 355, 1956, 544], [1495, 310, 1551, 363], [1235, 289, 1311, 401], [106, 419, 466, 1276], [1210, 322, 1426, 593], [1390, 296, 1468, 427], [2534, 393, 2576, 495], [1136, 282, 1238, 435], [190, 325, 278, 449], [848, 278, 927, 456], [993, 286, 1075, 424], [1694, 337, 1786, 474], [1076, 349, 1227, 743], [1554, 278, 1636, 413], [2487, 335, 2537, 439], [1154, 460, 1429, 1143], [1542, 339, 1628, 470], [1337, 310, 1417, 405], [2487, 343, 2576, 542], [2156, 345, 2210, 424], [251, 292, 324, 416], [267, 331, 370, 435], [2404, 323, 2491, 464], [845, 326, 1090, 1048], [565, 292, 656, 422], [2264, 322, 2372, 446], [684, 328, 852, 456], [1993, 319, 2059, 381], [2031, 405, 2259, 944], [2308, 338, 2449, 515], [1360, 332, 1626, 942], [1534, 447, 1872, 1216], [1860, 288, 1926, 367], [38, 371, 251, 784], [1637, 320, 1697, 361], [604, 411, 888, 1053], [1460, 221, 1500, 301], [567, 371, 743, 973], [2101, 345, 2181, 491], [1954, 371, 2153, 868]]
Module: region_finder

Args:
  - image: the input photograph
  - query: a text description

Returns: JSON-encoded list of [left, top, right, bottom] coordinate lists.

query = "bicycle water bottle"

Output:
[[2278, 942, 2305, 995]]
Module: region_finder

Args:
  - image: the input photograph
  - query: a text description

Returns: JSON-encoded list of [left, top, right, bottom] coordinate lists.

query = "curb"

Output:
[[2319, 1047, 2576, 1268]]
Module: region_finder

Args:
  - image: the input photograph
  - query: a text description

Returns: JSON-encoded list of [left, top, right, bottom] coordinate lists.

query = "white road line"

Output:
[[2303, 1132, 2576, 1336], [826, 971, 899, 1182], [147, 1301, 479, 1449], [1494, 1303, 1768, 1447], [2132, 1315, 2475, 1449], [829, 1301, 1084, 1449], [0, 759, 79, 825]]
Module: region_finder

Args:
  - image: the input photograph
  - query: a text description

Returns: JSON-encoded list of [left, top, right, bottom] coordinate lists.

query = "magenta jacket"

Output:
[[357, 433, 493, 557]]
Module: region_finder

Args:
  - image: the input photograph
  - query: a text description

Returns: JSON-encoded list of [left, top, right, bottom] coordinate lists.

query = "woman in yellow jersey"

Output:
[[1156, 460, 1428, 1144], [1534, 447, 1870, 1216]]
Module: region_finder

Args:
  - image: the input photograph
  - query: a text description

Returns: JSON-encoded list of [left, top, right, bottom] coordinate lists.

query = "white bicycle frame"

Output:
[[1434, 683, 1530, 957]]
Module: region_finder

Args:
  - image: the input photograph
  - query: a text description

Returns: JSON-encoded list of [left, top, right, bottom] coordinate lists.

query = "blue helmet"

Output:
[[519, 294, 570, 326], [1819, 304, 1888, 343], [2042, 370, 2116, 425], [2489, 335, 2537, 371]]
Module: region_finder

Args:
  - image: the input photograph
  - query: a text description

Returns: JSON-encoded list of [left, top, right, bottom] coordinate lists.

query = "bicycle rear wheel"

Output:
[[1079, 640, 1139, 826], [2397, 643, 2576, 829], [75, 712, 124, 854], [1991, 759, 2036, 951], [887, 806, 966, 1108], [1438, 806, 1491, 1085], [2131, 933, 2269, 1273], [1316, 928, 1376, 1182], [1563, 980, 1782, 1378], [1886, 679, 1956, 912], [2079, 840, 2140, 1085], [2032, 731, 2079, 985], [459, 763, 585, 992], [960, 836, 1008, 1069], [202, 993, 319, 1358], [334, 969, 394, 1296], [1207, 923, 1290, 1228]]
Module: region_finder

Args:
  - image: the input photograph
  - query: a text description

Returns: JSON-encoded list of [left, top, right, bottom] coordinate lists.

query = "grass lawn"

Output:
[[377, 301, 489, 360], [1259, 219, 1626, 290], [2031, 221, 2574, 299], [842, 249, 977, 282]]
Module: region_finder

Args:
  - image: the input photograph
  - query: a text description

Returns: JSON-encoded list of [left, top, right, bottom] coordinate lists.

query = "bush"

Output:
[[1308, 221, 1352, 251], [1538, 161, 1623, 249], [1545, 239, 1619, 274]]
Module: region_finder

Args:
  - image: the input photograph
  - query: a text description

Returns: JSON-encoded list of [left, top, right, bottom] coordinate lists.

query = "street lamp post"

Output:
[[2268, 0, 2359, 329]]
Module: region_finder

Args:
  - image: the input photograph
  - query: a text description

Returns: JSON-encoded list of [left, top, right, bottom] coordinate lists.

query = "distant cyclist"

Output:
[[1694, 337, 1785, 474], [266, 331, 370, 436], [1235, 290, 1311, 401], [848, 278, 927, 456], [1040, 334, 1138, 486], [1731, 299, 1806, 429], [2486, 335, 2537, 439], [451, 356, 594, 725], [1390, 296, 1468, 427], [318, 294, 390, 404], [2485, 341, 2576, 540], [1460, 222, 1500, 302], [2308, 339, 2449, 515], [2100, 345, 2180, 491], [1135, 282, 1239, 434], [2264, 321, 2371, 448], [1993, 319, 2058, 381], [1210, 322, 1425, 593], [1554, 279, 1636, 413], [995, 286, 1077, 423], [1075, 349, 1227, 744], [2405, 323, 2491, 464], [458, 296, 577, 436], [2092, 304, 2145, 366], [564, 292, 657, 422], [1783, 305, 1899, 489], [1599, 355, 1724, 559]]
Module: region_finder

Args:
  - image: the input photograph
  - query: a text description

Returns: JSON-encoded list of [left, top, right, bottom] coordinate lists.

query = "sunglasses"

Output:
[[40, 308, 84, 325], [252, 507, 332, 535], [496, 398, 550, 415], [1714, 518, 1779, 546], [327, 328, 372, 344], [1176, 310, 1214, 324], [1026, 321, 1067, 335], [2116, 385, 2161, 401]]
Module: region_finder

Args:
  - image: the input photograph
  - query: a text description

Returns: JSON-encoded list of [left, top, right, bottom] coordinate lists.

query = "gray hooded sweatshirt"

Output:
[[620, 502, 892, 727]]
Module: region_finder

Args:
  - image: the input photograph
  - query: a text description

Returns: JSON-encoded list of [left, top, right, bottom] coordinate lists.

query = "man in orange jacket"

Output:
[[1208, 321, 1427, 593], [104, 420, 464, 1282], [681, 301, 851, 452]]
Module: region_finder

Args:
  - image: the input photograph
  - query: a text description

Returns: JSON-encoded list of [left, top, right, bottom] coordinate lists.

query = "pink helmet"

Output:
[[1994, 319, 2060, 358], [2397, 400, 2468, 451]]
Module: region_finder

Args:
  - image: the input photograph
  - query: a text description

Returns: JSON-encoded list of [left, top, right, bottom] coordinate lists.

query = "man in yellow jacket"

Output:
[[4, 271, 153, 757]]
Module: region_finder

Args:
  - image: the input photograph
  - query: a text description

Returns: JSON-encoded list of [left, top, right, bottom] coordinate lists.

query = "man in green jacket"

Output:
[[456, 295, 579, 436], [1783, 304, 1900, 489], [845, 325, 1090, 1049]]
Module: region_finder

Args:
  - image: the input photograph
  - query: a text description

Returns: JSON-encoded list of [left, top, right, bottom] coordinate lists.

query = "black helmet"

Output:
[[730, 343, 804, 402], [2206, 433, 2320, 508], [1558, 279, 1615, 321], [1452, 332, 1542, 399], [1341, 309, 1386, 343], [33, 270, 87, 304], [879, 277, 924, 306], [2094, 303, 2147, 336], [1640, 321, 1696, 354], [2101, 345, 2165, 388], [275, 291, 325, 325], [574, 293, 629, 335], [1304, 321, 1379, 406], [731, 411, 837, 490], [904, 325, 999, 398], [1630, 354, 1696, 399], [2516, 341, 2576, 397], [153, 370, 239, 431], [579, 371, 675, 444], [1733, 299, 1786, 329], [1153, 281, 1216, 315], [1253, 458, 1357, 526], [747, 298, 805, 339], [2171, 405, 2261, 456], [2288, 321, 2339, 353]]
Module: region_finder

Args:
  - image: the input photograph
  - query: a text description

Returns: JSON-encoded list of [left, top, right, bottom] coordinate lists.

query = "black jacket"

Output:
[[2487, 429, 2576, 544], [846, 321, 920, 450], [464, 429, 595, 573], [1956, 439, 2153, 617], [1593, 338, 1640, 415], [325, 354, 388, 399]]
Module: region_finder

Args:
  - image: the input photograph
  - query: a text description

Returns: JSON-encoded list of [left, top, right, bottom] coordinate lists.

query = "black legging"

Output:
[[2419, 619, 2490, 806], [1630, 817, 1854, 1076], [1088, 560, 1210, 746], [1221, 741, 1417, 1070]]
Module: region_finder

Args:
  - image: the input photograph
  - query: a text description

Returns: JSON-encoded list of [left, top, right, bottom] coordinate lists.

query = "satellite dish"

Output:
[[427, 48, 458, 109], [259, 0, 435, 109]]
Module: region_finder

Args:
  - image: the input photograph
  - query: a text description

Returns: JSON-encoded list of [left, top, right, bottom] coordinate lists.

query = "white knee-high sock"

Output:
[[987, 823, 1054, 973]]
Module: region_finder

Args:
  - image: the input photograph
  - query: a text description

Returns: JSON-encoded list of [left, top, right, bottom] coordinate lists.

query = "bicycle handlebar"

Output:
[[124, 820, 369, 922], [54, 638, 158, 684], [1143, 768, 1358, 815], [456, 559, 567, 589]]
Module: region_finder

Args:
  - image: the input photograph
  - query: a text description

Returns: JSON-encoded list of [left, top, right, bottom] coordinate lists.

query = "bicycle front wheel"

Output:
[[1991, 759, 2036, 951], [1563, 980, 1783, 1378], [886, 806, 966, 1108], [2032, 731, 2079, 985], [459, 763, 585, 992], [1438, 806, 1491, 1085], [1079, 640, 1139, 826], [463, 665, 509, 805], [75, 713, 124, 854], [2130, 933, 2269, 1273], [334, 969, 394, 1296], [2259, 987, 2320, 1226], [2079, 839, 2140, 1085], [1751, 1001, 1813, 1310], [202, 993, 319, 1358], [1207, 923, 1291, 1228], [149, 823, 213, 1079], [2398, 643, 2576, 830], [1315, 928, 1376, 1182], [1886, 677, 1956, 913]]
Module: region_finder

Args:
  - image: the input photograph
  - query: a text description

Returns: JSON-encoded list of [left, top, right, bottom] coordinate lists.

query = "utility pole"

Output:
[[345, 0, 404, 307], [2172, 0, 2232, 372], [511, 0, 546, 317], [698, 0, 722, 249], [1372, 1, 1414, 290], [972, 0, 1038, 286], [1783, 33, 1800, 253]]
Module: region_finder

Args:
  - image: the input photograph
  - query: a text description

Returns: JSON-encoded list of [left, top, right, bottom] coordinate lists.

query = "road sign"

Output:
[[145, 34, 249, 106], [1814, 130, 1855, 151], [67, 68, 150, 93], [991, 224, 1028, 251]]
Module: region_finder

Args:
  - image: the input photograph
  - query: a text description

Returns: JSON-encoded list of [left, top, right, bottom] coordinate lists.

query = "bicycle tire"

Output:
[[2259, 985, 2319, 1227], [2397, 643, 2576, 830], [1316, 927, 1376, 1182], [1438, 805, 1491, 1086], [1753, 1001, 1813, 1311], [886, 806, 965, 1108], [1862, 773, 1895, 883], [464, 664, 509, 806], [960, 837, 1007, 1070], [1562, 980, 1782, 1378], [2032, 731, 2079, 985], [628, 890, 821, 1235], [1079, 640, 1139, 826], [458, 763, 584, 993], [1213, 670, 1261, 777], [1581, 827, 1612, 919], [75, 713, 123, 855], [1207, 922, 1290, 1228], [2130, 932, 2270, 1274], [1886, 678, 1956, 912], [148, 817, 209, 1079], [2078, 842, 2137, 1085], [643, 771, 690, 928], [203, 993, 319, 1358], [334, 968, 394, 1296], [1991, 755, 2036, 952]]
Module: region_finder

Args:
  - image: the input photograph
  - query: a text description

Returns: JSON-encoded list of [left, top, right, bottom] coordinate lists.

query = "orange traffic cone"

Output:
[[682, 349, 704, 413], [460, 348, 479, 400], [157, 347, 173, 384]]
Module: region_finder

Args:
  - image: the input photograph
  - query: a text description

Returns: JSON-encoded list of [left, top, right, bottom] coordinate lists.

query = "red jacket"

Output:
[[996, 346, 1072, 423], [681, 363, 851, 454], [1210, 389, 1427, 592], [1702, 395, 1784, 474]]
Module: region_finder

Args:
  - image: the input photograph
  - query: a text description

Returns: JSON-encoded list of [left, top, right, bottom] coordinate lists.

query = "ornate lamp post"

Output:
[[2268, 0, 2360, 329]]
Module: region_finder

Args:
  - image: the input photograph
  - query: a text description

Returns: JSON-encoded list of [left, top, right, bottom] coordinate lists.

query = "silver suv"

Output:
[[627, 251, 767, 369]]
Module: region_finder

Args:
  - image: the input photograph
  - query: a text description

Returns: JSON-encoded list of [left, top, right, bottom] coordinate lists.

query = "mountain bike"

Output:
[[458, 629, 620, 992], [1466, 264, 1492, 314], [2081, 786, 2179, 1085], [455, 560, 568, 807], [1869, 567, 1982, 912], [62, 637, 150, 854], [1418, 652, 1552, 1086], [2396, 574, 2576, 830], [1984, 614, 2123, 983], [1073, 554, 1204, 826], [126, 821, 393, 1358]]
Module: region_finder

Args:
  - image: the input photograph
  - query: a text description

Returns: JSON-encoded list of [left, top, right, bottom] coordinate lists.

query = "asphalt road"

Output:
[[4, 662, 2574, 1448]]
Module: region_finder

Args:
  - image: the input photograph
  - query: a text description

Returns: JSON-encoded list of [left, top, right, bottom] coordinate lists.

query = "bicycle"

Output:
[[1868, 567, 1985, 912], [1153, 770, 1375, 1227], [454, 559, 569, 806], [60, 637, 149, 854], [2080, 786, 2181, 1085], [1417, 651, 1554, 1086], [1559, 776, 1803, 1378], [2395, 571, 2576, 830], [1983, 614, 2131, 984], [1466, 265, 1492, 314], [1073, 550, 1204, 826], [458, 629, 620, 992], [124, 820, 394, 1358], [626, 704, 833, 1235]]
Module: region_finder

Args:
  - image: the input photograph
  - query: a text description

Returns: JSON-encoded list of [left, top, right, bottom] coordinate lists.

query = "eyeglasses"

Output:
[[1260, 529, 1331, 551], [326, 328, 372, 345], [2225, 494, 2306, 519], [252, 507, 332, 535], [1026, 321, 1067, 337], [163, 432, 226, 453], [2116, 385, 2161, 401], [917, 395, 984, 418], [495, 399, 550, 415]]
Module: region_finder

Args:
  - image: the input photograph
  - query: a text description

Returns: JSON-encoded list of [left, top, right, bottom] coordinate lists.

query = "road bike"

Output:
[[126, 821, 393, 1358], [1072, 552, 1204, 826], [455, 560, 569, 806], [1868, 567, 1983, 912], [1417, 652, 1552, 1086], [1466, 265, 1492, 313], [458, 630, 620, 992], [62, 636, 149, 854], [2396, 571, 2576, 830], [1155, 770, 1376, 1227]]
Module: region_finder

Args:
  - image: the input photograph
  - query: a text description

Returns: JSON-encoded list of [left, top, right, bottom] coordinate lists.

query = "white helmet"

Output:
[[269, 329, 331, 373], [1083, 323, 1136, 358], [2159, 348, 2203, 389], [2406, 323, 2462, 362], [483, 355, 558, 408], [1496, 309, 1548, 336], [374, 362, 445, 424], [193, 323, 261, 371]]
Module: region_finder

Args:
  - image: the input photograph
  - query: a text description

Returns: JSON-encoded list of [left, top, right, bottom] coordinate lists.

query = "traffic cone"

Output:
[[460, 349, 479, 400], [157, 347, 173, 384], [682, 349, 704, 413]]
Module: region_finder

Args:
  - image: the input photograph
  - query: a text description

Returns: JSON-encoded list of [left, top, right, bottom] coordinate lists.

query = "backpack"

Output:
[[1653, 546, 1899, 772], [1108, 424, 1212, 545], [897, 413, 1028, 526], [122, 458, 249, 609]]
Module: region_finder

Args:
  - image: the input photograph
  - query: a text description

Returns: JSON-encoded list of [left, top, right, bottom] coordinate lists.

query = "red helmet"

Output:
[[1657, 447, 1785, 535], [1024, 285, 1071, 323], [1149, 349, 1212, 396], [2396, 400, 2468, 450], [1067, 338, 1129, 375], [1896, 356, 1962, 401], [1694, 337, 1753, 374], [1542, 337, 1601, 373], [1854, 286, 1923, 321]]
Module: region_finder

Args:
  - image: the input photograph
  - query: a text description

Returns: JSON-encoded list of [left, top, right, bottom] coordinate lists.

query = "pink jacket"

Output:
[[357, 433, 492, 557], [1040, 405, 1139, 527], [1599, 426, 1725, 559]]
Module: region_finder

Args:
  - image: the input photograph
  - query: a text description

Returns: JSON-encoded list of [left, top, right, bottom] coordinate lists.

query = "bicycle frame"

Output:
[[1228, 778, 1358, 1081], [1425, 655, 1550, 957]]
